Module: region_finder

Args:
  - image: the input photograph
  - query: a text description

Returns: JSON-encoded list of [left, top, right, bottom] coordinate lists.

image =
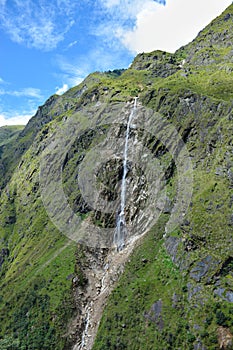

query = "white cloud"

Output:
[[0, 88, 41, 125], [116, 0, 233, 53], [0, 112, 35, 126], [99, 0, 164, 19], [105, 0, 120, 7], [55, 84, 69, 95], [66, 40, 78, 50], [56, 56, 88, 87], [0, 0, 76, 51], [0, 87, 42, 99], [12, 88, 43, 98], [56, 45, 131, 89]]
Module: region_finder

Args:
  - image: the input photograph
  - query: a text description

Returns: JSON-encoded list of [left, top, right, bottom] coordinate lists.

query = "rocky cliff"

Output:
[[0, 4, 232, 350]]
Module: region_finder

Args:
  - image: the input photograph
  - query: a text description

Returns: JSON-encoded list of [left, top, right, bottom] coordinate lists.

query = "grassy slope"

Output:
[[0, 120, 79, 349], [0, 4, 232, 350], [93, 215, 191, 350], [0, 126, 24, 147], [93, 5, 233, 350]]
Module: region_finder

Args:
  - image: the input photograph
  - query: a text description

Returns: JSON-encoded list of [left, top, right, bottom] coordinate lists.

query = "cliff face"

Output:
[[0, 4, 232, 350]]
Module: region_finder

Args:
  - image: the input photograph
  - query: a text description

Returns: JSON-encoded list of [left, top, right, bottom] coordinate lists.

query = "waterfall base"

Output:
[[115, 212, 127, 251]]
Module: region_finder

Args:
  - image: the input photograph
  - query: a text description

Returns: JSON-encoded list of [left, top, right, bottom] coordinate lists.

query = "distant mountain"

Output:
[[0, 125, 24, 147], [0, 4, 232, 350]]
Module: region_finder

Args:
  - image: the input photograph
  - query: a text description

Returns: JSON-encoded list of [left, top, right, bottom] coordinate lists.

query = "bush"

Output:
[[216, 310, 228, 326]]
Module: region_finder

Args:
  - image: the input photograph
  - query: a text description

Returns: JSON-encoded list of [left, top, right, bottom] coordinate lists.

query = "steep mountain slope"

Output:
[[0, 125, 25, 187], [0, 4, 232, 350], [0, 126, 24, 147], [92, 6, 233, 350]]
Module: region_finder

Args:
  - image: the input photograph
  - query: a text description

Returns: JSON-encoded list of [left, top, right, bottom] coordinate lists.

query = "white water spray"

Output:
[[114, 97, 138, 251], [79, 307, 90, 350]]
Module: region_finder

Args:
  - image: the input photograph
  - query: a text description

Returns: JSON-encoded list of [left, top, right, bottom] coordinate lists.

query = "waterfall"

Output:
[[114, 97, 138, 251], [79, 308, 90, 349]]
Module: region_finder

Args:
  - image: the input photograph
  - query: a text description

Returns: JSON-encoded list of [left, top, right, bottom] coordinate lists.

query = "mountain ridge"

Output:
[[0, 4, 232, 350]]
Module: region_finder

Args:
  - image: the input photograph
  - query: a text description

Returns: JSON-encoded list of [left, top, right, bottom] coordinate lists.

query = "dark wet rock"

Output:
[[226, 291, 233, 303], [214, 288, 233, 303], [162, 196, 172, 214], [0, 248, 9, 268], [141, 258, 148, 264], [215, 257, 233, 278], [164, 236, 181, 264], [194, 341, 206, 350], [190, 255, 220, 282], [214, 287, 226, 299], [144, 300, 164, 330], [172, 293, 181, 308], [230, 214, 233, 226], [187, 283, 205, 305], [193, 324, 201, 330], [67, 273, 75, 280], [215, 167, 224, 176], [224, 13, 231, 21]]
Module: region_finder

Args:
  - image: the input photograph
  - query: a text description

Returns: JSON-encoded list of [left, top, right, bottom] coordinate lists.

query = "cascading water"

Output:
[[79, 307, 90, 350], [114, 97, 138, 251]]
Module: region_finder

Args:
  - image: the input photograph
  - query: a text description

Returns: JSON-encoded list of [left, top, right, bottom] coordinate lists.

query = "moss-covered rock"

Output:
[[0, 3, 232, 350]]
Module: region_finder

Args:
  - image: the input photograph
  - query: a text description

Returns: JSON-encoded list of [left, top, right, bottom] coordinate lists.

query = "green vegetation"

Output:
[[93, 216, 193, 350], [0, 141, 77, 348], [0, 125, 24, 146], [0, 3, 232, 349]]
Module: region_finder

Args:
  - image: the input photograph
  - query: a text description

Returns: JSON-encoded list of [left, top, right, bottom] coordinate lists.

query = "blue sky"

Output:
[[0, 0, 232, 126]]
